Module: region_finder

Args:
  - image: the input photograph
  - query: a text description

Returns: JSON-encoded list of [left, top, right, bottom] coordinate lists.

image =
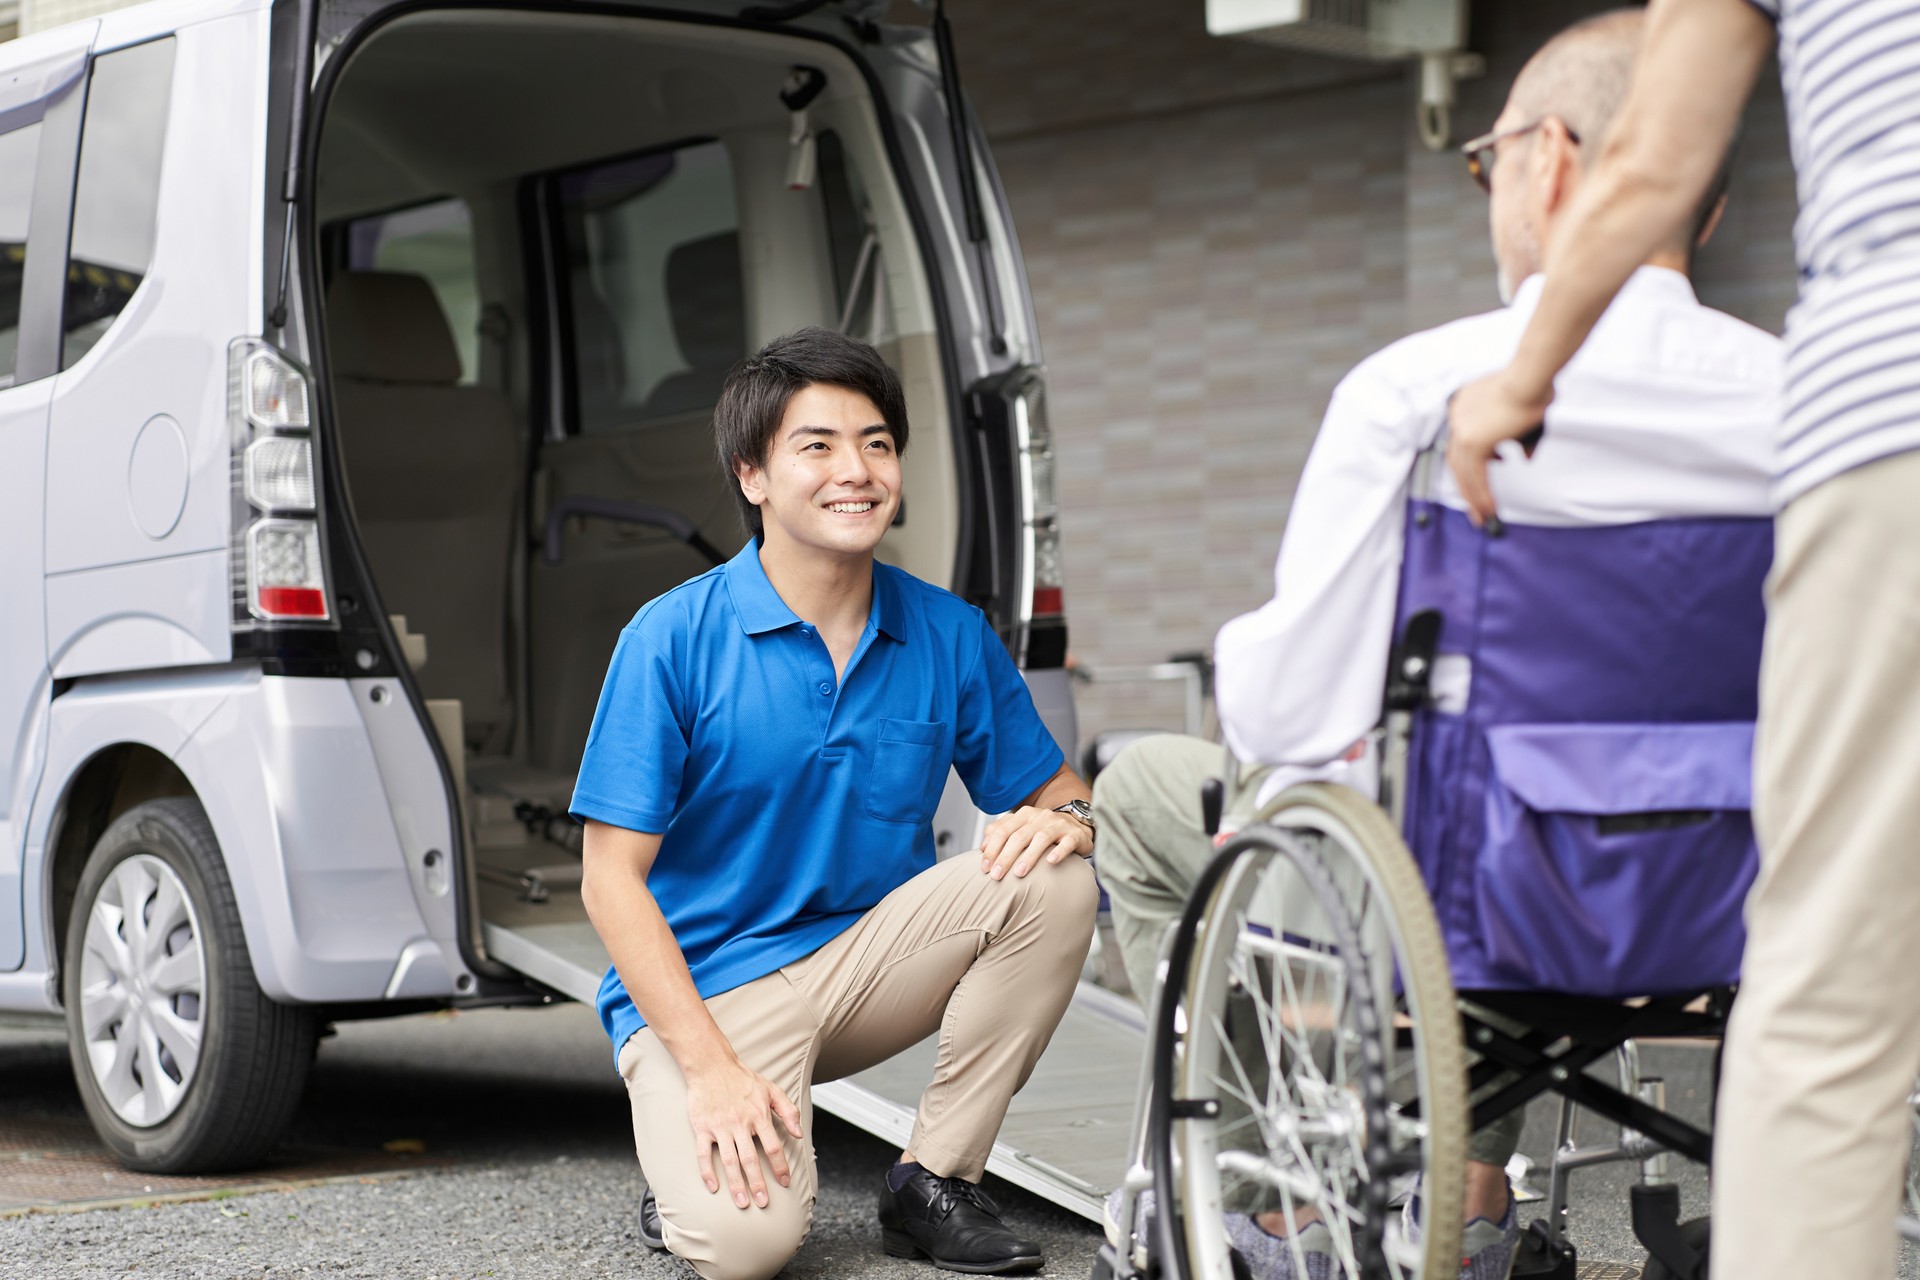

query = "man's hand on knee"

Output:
[[685, 1057, 805, 1210], [977, 806, 1093, 881]]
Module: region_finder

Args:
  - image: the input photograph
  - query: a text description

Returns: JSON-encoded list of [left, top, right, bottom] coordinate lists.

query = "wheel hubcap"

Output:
[[78, 853, 206, 1127]]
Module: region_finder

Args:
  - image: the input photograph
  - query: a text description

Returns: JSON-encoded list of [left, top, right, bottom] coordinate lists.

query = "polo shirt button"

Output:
[[819, 682, 832, 695]]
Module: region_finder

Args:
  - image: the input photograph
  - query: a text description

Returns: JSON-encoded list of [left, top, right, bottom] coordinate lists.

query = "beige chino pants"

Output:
[[617, 851, 1098, 1280], [1713, 449, 1920, 1280]]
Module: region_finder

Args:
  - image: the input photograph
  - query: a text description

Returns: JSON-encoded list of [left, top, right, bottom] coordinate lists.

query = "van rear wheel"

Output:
[[62, 797, 317, 1173]]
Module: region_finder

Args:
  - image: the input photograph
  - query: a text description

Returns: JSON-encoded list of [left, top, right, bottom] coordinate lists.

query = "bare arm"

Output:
[[1446, 0, 1776, 521], [978, 761, 1094, 881], [580, 819, 803, 1210]]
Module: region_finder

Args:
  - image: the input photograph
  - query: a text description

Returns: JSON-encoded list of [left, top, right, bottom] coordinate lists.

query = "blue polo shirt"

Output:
[[569, 541, 1064, 1060]]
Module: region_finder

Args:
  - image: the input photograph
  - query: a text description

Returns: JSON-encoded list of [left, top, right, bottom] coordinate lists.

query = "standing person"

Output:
[[573, 327, 1098, 1280], [1092, 11, 1775, 1278], [1446, 2, 1920, 1276]]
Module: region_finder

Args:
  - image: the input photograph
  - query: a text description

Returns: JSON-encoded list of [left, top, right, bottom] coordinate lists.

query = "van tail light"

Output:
[[1010, 372, 1067, 666], [247, 520, 329, 618], [229, 339, 333, 626]]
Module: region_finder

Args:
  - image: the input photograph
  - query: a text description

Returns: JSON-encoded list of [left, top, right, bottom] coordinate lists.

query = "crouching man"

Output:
[[573, 327, 1098, 1280]]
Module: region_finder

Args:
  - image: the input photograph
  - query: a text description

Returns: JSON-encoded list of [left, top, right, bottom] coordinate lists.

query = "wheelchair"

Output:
[[1095, 482, 1786, 1280]]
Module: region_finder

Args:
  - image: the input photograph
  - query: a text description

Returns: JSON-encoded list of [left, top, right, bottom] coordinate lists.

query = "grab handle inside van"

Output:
[[541, 495, 725, 567]]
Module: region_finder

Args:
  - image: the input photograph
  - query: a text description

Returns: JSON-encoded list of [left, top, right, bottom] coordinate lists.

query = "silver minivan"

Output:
[[0, 0, 1120, 1214]]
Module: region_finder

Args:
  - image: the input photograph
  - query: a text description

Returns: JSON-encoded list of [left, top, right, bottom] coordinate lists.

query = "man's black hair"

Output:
[[713, 326, 910, 540]]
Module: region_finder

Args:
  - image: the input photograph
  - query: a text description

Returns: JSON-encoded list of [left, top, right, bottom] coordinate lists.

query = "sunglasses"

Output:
[[1460, 117, 1582, 193]]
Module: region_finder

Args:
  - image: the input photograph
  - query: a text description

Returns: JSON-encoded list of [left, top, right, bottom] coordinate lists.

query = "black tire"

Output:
[[62, 796, 317, 1174], [1640, 1217, 1710, 1280]]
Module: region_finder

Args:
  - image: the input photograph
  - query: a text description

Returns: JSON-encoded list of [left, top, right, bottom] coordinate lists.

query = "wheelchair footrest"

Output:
[[1632, 1183, 1707, 1280], [1510, 1219, 1578, 1280], [1092, 1240, 1149, 1280]]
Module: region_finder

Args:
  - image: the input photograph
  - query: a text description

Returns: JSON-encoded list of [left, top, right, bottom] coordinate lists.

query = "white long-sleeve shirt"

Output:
[[1214, 268, 1781, 808]]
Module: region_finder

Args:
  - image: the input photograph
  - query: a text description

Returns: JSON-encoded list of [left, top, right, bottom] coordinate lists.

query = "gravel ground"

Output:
[[0, 1004, 1100, 1280], [7, 1004, 1917, 1278]]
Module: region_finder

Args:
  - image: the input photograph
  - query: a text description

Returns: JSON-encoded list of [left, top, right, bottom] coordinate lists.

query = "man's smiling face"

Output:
[[736, 382, 903, 561]]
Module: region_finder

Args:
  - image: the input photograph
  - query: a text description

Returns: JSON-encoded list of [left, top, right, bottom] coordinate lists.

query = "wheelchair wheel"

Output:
[[1152, 784, 1468, 1280], [1908, 1080, 1920, 1220]]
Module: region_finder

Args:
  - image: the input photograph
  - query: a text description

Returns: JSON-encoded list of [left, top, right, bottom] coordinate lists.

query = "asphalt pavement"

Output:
[[4, 1003, 1916, 1279], [0, 1002, 1101, 1279]]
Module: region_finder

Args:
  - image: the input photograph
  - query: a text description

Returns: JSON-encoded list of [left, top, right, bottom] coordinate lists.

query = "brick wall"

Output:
[[20, 0, 129, 33], [956, 0, 1799, 755]]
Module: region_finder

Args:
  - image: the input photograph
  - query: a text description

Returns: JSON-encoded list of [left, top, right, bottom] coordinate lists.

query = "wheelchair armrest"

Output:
[[1384, 609, 1443, 711]]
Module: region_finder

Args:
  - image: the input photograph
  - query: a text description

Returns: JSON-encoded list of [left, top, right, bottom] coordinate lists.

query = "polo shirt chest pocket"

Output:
[[865, 718, 953, 824]]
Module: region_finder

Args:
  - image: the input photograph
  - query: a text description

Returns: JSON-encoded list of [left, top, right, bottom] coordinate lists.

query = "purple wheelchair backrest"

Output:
[[1392, 500, 1771, 997]]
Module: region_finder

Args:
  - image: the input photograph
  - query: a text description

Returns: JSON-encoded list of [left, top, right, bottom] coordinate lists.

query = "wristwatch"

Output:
[[1053, 799, 1095, 832]]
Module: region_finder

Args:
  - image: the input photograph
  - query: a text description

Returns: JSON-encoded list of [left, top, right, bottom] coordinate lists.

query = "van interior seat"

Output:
[[636, 230, 745, 420], [527, 232, 751, 774], [328, 270, 520, 753]]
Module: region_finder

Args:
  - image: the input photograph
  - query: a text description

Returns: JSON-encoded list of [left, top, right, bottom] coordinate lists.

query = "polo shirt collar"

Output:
[[725, 541, 799, 634], [724, 539, 908, 642]]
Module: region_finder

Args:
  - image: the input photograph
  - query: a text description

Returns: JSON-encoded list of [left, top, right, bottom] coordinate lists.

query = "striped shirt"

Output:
[[1748, 0, 1920, 503]]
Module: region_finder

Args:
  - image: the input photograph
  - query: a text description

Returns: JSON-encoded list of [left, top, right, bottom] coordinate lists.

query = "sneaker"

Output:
[[880, 1165, 1044, 1274], [1457, 1195, 1521, 1280], [1403, 1191, 1522, 1280], [1224, 1214, 1337, 1280], [1107, 1186, 1334, 1280]]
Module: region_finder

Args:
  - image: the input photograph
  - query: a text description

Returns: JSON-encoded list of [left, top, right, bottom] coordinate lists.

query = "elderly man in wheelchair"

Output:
[[1090, 11, 1781, 1280]]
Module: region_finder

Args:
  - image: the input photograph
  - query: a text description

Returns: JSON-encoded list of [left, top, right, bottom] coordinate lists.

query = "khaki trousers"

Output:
[[1713, 449, 1920, 1280], [617, 852, 1097, 1280], [1091, 732, 1525, 1167]]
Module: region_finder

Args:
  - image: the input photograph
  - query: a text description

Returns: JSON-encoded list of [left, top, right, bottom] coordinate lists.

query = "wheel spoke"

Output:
[[136, 1013, 180, 1122], [143, 874, 189, 964], [109, 859, 158, 962], [90, 1014, 141, 1113], [83, 900, 132, 978], [151, 943, 202, 996], [79, 980, 129, 1042], [150, 1001, 202, 1082]]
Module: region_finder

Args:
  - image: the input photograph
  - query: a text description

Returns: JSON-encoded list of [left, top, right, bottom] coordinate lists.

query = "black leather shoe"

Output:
[[879, 1167, 1044, 1274], [638, 1187, 666, 1251]]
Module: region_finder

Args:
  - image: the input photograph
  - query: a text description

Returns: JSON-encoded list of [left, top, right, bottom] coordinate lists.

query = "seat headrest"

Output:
[[327, 271, 463, 385], [665, 232, 746, 372]]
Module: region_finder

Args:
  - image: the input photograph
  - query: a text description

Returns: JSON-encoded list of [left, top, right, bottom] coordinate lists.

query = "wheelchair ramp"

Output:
[[476, 844, 608, 1005], [820, 980, 1141, 1223]]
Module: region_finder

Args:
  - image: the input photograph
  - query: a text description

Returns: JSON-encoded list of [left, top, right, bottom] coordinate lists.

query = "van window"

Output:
[[557, 139, 745, 435], [0, 121, 40, 388], [63, 38, 175, 370], [345, 198, 479, 385], [817, 130, 890, 345]]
